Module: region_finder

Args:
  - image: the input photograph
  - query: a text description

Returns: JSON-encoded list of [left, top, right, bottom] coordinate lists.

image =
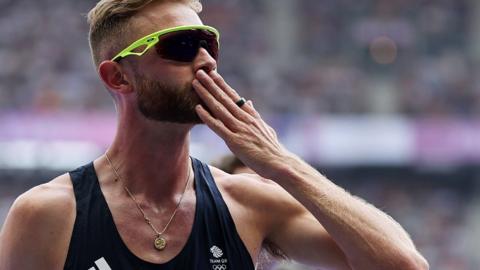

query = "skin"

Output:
[[0, 1, 429, 270], [232, 166, 255, 175]]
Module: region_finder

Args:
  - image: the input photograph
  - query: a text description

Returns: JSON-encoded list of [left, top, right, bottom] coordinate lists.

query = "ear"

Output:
[[98, 60, 133, 94]]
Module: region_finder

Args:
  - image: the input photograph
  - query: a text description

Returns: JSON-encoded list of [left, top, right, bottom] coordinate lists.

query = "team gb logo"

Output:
[[210, 245, 223, 258]]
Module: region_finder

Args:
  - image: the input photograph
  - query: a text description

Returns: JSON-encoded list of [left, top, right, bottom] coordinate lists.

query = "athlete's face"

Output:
[[126, 2, 217, 124]]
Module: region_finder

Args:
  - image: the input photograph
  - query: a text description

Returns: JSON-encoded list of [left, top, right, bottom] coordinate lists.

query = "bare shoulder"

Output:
[[209, 166, 304, 218], [0, 173, 76, 269], [9, 173, 75, 221]]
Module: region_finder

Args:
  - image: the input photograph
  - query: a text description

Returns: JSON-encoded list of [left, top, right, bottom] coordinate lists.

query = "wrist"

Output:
[[264, 152, 304, 183], [268, 153, 329, 190]]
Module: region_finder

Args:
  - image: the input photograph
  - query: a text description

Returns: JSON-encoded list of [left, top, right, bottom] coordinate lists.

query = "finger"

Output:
[[243, 100, 260, 118], [195, 104, 236, 139], [196, 70, 252, 121], [267, 126, 278, 140], [209, 71, 259, 118], [192, 79, 242, 129], [208, 70, 241, 101]]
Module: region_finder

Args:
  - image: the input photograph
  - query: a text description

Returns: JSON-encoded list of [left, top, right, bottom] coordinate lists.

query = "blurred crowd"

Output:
[[1, 0, 479, 117], [1, 0, 480, 269]]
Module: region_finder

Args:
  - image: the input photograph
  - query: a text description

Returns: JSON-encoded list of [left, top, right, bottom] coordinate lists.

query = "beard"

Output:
[[135, 73, 204, 124]]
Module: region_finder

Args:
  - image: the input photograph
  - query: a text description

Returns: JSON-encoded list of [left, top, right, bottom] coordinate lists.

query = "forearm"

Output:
[[270, 154, 428, 270], [191, 70, 427, 269]]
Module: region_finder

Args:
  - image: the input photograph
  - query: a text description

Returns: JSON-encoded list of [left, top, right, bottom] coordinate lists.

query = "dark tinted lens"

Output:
[[199, 30, 219, 60], [155, 29, 218, 62]]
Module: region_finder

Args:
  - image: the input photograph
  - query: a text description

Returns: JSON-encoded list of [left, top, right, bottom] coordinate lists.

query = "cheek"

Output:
[[156, 62, 195, 81], [133, 60, 196, 93], [173, 71, 195, 88]]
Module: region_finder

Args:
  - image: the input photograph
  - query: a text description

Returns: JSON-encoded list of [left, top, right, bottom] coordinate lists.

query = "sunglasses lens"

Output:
[[199, 30, 219, 60], [155, 29, 218, 62]]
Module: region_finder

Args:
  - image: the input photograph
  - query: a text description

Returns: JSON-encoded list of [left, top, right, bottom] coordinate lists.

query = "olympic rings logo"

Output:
[[212, 264, 227, 270]]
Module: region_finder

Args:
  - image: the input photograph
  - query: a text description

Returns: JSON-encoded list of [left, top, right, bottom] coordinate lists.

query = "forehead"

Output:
[[130, 1, 203, 38]]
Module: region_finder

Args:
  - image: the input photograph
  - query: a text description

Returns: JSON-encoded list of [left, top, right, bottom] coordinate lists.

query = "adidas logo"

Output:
[[88, 257, 112, 270]]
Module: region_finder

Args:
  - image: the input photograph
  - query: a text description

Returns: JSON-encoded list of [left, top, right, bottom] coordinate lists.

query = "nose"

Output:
[[193, 47, 217, 74]]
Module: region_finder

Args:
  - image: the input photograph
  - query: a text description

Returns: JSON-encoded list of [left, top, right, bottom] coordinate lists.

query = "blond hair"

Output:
[[87, 0, 202, 67]]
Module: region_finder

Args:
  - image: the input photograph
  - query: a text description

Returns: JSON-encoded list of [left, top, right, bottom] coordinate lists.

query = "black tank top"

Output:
[[64, 157, 255, 270]]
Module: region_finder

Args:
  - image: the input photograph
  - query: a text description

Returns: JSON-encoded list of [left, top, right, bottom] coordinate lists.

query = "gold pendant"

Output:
[[154, 235, 166, 251]]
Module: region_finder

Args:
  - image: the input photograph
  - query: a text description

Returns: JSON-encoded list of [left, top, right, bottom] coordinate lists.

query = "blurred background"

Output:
[[1, 0, 480, 269]]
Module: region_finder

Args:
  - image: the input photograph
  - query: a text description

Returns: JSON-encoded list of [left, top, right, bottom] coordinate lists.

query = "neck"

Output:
[[105, 112, 196, 203]]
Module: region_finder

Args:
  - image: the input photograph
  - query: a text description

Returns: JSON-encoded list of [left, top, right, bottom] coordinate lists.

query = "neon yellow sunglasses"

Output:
[[111, 25, 220, 62]]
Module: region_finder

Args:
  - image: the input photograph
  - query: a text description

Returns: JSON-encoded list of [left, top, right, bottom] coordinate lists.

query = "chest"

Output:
[[106, 192, 197, 264], [106, 191, 263, 265], [94, 180, 262, 269], [66, 161, 261, 270]]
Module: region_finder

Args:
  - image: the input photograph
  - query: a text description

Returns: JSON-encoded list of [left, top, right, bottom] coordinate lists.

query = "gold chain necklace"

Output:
[[104, 152, 191, 251]]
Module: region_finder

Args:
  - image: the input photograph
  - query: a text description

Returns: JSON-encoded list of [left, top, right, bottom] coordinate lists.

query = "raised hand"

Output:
[[193, 69, 291, 179]]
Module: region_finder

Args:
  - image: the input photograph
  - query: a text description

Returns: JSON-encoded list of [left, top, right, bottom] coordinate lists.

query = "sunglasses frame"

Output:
[[111, 25, 220, 62]]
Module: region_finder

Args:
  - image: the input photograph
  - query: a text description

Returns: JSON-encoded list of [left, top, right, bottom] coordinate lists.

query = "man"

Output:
[[0, 0, 429, 269]]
